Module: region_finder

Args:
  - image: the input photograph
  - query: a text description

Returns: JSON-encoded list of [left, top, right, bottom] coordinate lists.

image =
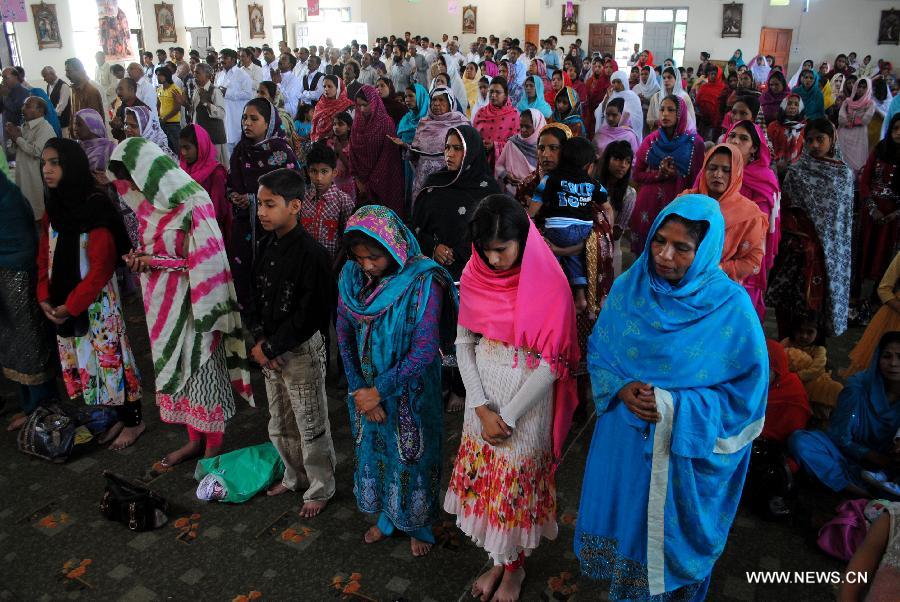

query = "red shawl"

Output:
[[310, 77, 353, 141], [459, 218, 580, 459], [349, 85, 405, 217], [695, 66, 726, 127], [472, 97, 519, 167], [761, 339, 811, 442], [546, 71, 574, 105]]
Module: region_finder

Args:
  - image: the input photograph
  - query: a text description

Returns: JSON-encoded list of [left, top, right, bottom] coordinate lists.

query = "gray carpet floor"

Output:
[[0, 292, 860, 602]]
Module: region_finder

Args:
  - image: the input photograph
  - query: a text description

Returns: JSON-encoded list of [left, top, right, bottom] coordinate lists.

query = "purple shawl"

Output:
[[76, 108, 117, 171], [595, 113, 640, 156]]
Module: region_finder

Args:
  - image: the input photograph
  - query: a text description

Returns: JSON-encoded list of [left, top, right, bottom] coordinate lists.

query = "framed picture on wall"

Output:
[[561, 4, 578, 36], [462, 5, 476, 34], [30, 3, 62, 49], [878, 9, 899, 45], [722, 3, 742, 38], [249, 4, 266, 39], [154, 3, 176, 43]]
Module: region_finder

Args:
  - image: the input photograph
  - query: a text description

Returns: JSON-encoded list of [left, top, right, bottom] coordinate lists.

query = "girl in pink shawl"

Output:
[[445, 194, 579, 602], [350, 85, 405, 217], [838, 77, 876, 174], [472, 76, 520, 171], [74, 108, 117, 172], [495, 108, 547, 195], [179, 124, 231, 249], [724, 120, 782, 320], [594, 97, 639, 158]]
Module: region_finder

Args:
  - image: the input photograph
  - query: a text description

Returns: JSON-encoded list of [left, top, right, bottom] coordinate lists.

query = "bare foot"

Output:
[[6, 413, 27, 432], [447, 392, 465, 413], [363, 524, 388, 544], [299, 499, 327, 517], [410, 536, 433, 557], [97, 420, 124, 444], [471, 565, 504, 601], [161, 438, 204, 467], [203, 444, 222, 459], [267, 482, 291, 497], [109, 422, 145, 451], [491, 567, 525, 602]]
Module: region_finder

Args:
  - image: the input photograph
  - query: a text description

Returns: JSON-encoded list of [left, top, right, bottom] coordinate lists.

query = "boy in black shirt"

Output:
[[529, 137, 607, 312], [248, 168, 337, 518]]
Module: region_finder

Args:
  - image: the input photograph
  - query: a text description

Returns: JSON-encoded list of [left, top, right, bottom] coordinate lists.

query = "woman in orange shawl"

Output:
[[679, 143, 767, 283]]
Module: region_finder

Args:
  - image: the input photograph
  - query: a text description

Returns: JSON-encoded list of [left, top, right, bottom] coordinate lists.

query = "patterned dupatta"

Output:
[[109, 137, 253, 404], [338, 205, 458, 383]]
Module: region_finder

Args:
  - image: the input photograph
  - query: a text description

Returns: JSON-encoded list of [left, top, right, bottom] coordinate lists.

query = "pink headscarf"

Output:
[[725, 120, 780, 208], [843, 77, 873, 112], [458, 217, 580, 460], [595, 111, 640, 156], [180, 123, 222, 184]]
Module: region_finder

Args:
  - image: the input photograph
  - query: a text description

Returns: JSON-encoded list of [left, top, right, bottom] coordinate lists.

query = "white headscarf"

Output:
[[647, 66, 696, 132], [788, 58, 815, 89], [749, 55, 771, 88], [595, 70, 644, 143], [632, 67, 661, 99]]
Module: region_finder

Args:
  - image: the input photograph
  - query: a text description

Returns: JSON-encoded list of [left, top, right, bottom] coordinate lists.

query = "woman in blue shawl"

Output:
[[28, 88, 62, 138], [792, 68, 825, 120], [396, 83, 430, 204], [576, 194, 768, 600], [788, 331, 900, 496], [517, 75, 553, 118], [0, 170, 57, 431], [336, 205, 458, 557]]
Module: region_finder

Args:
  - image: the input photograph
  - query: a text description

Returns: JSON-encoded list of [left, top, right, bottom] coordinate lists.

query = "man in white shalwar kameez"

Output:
[[214, 49, 255, 157]]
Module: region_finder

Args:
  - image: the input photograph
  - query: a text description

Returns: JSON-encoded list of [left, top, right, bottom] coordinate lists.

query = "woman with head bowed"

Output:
[[576, 195, 768, 600]]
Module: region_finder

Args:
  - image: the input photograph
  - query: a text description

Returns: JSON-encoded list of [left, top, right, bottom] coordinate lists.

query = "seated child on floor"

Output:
[[782, 311, 844, 420], [528, 136, 608, 313]]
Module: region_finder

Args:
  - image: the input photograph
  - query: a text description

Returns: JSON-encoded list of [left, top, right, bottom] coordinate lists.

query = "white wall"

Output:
[[11, 0, 900, 82]]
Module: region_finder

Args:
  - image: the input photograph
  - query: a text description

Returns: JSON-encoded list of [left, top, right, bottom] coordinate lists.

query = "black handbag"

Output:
[[16, 405, 77, 462], [99, 471, 169, 531]]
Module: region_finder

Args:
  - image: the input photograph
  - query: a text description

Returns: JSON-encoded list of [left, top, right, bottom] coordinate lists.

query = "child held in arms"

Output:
[[529, 136, 608, 314]]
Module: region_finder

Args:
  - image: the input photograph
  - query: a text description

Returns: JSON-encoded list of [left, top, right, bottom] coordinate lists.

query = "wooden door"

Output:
[[759, 27, 792, 71], [525, 24, 540, 48], [588, 24, 616, 56]]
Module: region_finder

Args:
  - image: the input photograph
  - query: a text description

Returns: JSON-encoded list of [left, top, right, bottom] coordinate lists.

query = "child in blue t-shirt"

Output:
[[528, 136, 607, 312]]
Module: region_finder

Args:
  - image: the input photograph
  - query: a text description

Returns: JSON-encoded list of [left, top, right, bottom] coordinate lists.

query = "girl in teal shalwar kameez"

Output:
[[576, 195, 769, 600], [336, 205, 457, 557]]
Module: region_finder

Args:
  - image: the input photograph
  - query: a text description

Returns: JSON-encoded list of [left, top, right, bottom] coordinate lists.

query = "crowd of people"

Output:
[[1, 28, 900, 601]]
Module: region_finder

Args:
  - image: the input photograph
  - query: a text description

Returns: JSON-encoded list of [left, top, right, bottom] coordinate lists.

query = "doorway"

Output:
[[525, 24, 540, 49], [588, 23, 616, 56], [642, 23, 674, 65], [759, 27, 792, 71]]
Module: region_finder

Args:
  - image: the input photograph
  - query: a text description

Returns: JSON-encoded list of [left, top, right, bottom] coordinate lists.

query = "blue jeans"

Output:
[[545, 224, 593, 286], [162, 121, 181, 155]]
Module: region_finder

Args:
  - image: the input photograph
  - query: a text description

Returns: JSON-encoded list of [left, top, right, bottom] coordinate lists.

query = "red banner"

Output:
[[307, 0, 319, 17]]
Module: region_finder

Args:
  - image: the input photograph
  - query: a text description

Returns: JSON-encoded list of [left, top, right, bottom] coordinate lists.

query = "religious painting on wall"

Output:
[[249, 4, 266, 39], [561, 4, 578, 36], [878, 9, 899, 45], [31, 3, 62, 49], [155, 3, 176, 43], [97, 1, 133, 60], [462, 5, 476, 34], [722, 3, 742, 38]]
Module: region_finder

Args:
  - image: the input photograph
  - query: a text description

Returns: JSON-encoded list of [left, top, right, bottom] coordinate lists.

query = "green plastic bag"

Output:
[[194, 442, 285, 503]]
